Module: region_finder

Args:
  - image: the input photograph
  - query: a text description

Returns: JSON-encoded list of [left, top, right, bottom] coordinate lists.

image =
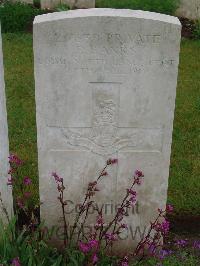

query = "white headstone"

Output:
[[0, 25, 13, 223], [176, 0, 200, 20], [41, 0, 95, 10], [34, 9, 181, 250], [12, 0, 34, 5]]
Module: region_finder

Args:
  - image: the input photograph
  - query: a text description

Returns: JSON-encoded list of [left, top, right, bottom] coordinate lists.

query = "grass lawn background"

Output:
[[2, 33, 200, 215], [95, 0, 178, 15]]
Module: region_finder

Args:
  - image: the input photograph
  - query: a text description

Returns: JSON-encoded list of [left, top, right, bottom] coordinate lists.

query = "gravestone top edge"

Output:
[[34, 8, 181, 26]]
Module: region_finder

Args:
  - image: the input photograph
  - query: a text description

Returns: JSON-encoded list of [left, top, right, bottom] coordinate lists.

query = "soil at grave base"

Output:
[[167, 213, 200, 237], [179, 17, 196, 39]]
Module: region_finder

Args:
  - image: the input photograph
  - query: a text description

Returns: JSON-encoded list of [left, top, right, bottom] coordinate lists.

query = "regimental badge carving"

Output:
[[61, 84, 163, 156]]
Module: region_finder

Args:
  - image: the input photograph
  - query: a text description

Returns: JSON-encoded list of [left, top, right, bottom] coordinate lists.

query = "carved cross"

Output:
[[61, 82, 163, 156]]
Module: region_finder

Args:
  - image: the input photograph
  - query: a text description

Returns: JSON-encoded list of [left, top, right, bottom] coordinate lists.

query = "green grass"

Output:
[[3, 33, 38, 204], [2, 33, 200, 215], [96, 0, 179, 15], [168, 39, 200, 215]]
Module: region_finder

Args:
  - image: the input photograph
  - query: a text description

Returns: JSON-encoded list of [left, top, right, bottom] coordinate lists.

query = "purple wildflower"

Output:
[[193, 240, 200, 249], [52, 172, 63, 183], [101, 171, 108, 176], [107, 158, 118, 165], [104, 233, 117, 241], [129, 196, 137, 204], [127, 189, 137, 196], [92, 253, 98, 264], [134, 170, 144, 178], [121, 223, 128, 229], [175, 239, 188, 247], [78, 239, 99, 254], [166, 204, 173, 212], [153, 219, 170, 235], [121, 256, 129, 266], [88, 239, 99, 249], [158, 249, 173, 260], [148, 243, 157, 255], [9, 154, 23, 166], [160, 219, 170, 235], [121, 262, 128, 266], [78, 241, 90, 253], [23, 176, 32, 185], [133, 170, 144, 185], [158, 208, 163, 214], [11, 257, 21, 266], [96, 215, 104, 225]]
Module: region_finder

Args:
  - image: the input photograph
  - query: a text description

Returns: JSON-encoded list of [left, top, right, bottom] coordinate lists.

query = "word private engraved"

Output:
[[61, 83, 163, 156], [48, 32, 162, 46]]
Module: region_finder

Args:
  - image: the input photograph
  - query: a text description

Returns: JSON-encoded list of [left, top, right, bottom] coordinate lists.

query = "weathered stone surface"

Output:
[[41, 0, 95, 10], [176, 0, 200, 20], [34, 9, 181, 250], [0, 25, 13, 223]]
